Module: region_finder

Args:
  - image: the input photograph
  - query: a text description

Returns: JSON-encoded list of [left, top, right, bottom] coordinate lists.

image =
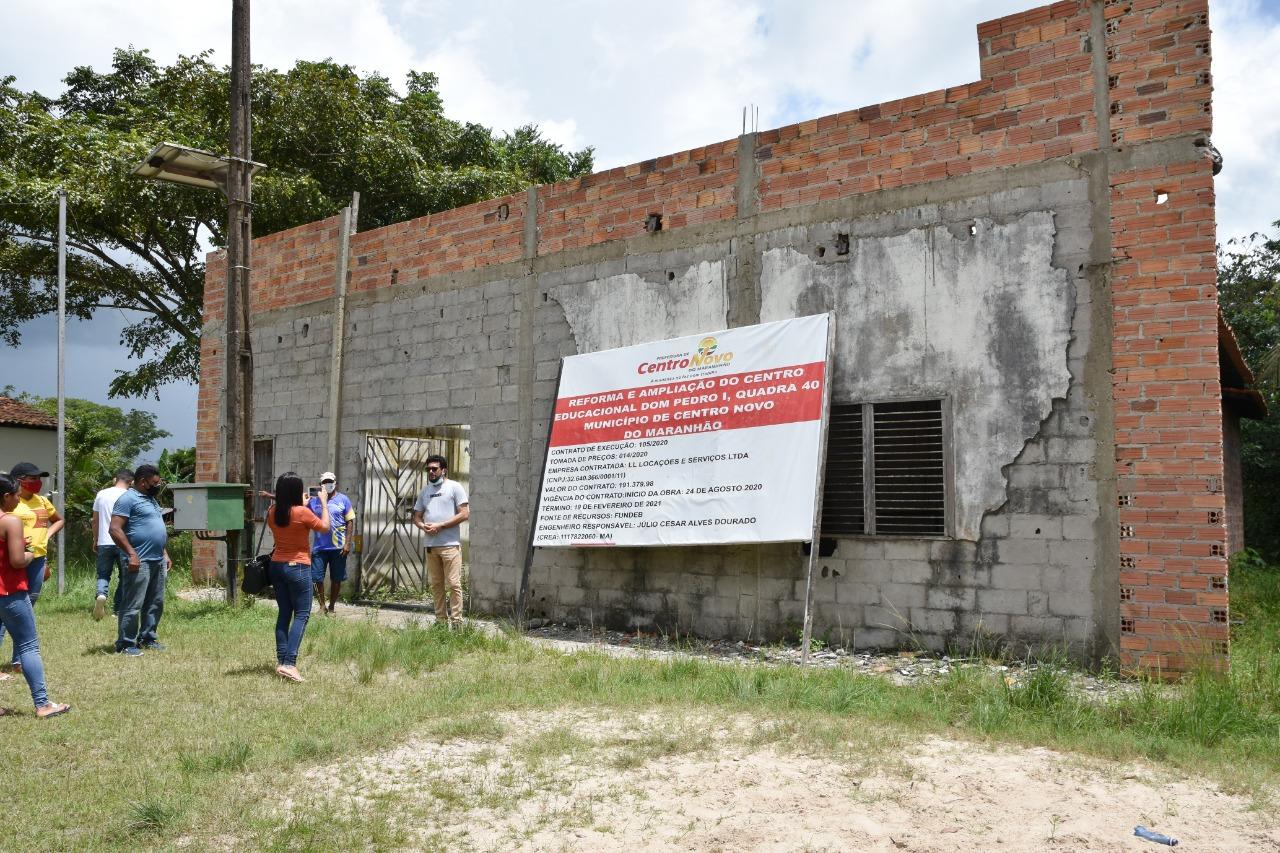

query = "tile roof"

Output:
[[0, 396, 57, 429]]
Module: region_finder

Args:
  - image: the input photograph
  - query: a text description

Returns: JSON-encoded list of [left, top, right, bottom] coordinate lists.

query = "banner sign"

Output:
[[533, 313, 832, 547]]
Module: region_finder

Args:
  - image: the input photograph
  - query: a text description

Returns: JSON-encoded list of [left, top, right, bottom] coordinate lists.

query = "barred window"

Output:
[[821, 398, 948, 537]]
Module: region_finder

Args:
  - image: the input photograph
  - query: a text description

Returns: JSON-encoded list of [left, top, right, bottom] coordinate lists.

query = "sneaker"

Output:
[[120, 647, 143, 658], [140, 641, 166, 652], [93, 594, 107, 622]]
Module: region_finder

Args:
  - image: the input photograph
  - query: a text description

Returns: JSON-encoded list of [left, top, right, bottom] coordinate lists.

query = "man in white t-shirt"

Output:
[[90, 470, 133, 621], [411, 454, 469, 629]]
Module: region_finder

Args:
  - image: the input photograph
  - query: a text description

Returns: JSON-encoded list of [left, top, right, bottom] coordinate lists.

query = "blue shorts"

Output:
[[310, 550, 348, 584]]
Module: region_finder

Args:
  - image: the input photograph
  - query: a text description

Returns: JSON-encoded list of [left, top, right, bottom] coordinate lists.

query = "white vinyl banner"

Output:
[[533, 313, 831, 547]]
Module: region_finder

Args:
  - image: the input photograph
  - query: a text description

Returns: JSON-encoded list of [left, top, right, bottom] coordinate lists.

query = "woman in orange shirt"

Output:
[[266, 472, 329, 683]]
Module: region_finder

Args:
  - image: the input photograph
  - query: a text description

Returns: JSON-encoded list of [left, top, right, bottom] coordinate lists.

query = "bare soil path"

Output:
[[286, 709, 1278, 852], [181, 588, 1276, 850]]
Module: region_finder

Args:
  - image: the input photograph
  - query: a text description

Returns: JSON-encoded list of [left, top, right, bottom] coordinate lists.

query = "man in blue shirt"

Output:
[[308, 471, 356, 615], [109, 464, 172, 657]]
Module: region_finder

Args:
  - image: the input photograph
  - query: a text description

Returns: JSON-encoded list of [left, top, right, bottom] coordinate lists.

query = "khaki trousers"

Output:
[[426, 545, 463, 626]]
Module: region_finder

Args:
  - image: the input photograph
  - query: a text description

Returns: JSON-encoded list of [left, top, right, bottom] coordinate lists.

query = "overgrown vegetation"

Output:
[[1218, 221, 1280, 557], [5, 554, 1277, 849]]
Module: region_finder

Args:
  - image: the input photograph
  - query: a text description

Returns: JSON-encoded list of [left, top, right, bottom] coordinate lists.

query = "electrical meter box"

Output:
[[168, 483, 248, 531]]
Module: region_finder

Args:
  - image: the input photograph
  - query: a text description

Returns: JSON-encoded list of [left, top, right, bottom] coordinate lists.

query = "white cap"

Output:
[[320, 471, 337, 482]]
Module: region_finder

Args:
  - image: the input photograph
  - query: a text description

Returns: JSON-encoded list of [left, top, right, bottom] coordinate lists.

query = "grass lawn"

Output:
[[5, 559, 1279, 850]]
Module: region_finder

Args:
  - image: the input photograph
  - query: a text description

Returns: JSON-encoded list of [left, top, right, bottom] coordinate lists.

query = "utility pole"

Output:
[[224, 0, 254, 600], [56, 189, 66, 595]]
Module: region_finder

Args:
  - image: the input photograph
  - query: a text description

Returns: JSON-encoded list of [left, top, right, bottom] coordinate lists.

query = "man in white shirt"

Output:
[[90, 470, 133, 621], [411, 455, 469, 629]]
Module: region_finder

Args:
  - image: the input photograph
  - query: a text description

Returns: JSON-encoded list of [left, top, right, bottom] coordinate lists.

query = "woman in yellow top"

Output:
[[0, 463, 63, 674]]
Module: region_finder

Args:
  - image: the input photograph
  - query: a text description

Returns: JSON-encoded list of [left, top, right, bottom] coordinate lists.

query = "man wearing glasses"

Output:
[[108, 464, 172, 656], [411, 455, 469, 629]]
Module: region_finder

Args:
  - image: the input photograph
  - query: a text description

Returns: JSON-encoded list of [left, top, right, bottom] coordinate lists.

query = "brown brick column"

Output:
[[1106, 0, 1226, 674]]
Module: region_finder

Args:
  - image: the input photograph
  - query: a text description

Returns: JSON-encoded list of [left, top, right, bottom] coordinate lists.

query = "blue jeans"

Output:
[[271, 561, 312, 666], [117, 560, 167, 651], [0, 556, 45, 663], [96, 545, 127, 611], [0, 592, 49, 708], [27, 556, 46, 604]]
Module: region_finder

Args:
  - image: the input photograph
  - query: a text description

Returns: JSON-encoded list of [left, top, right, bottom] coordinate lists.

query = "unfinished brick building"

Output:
[[196, 0, 1260, 674]]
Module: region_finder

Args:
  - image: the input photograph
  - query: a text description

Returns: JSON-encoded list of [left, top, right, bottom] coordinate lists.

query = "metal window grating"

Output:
[[820, 403, 865, 535], [871, 399, 946, 536]]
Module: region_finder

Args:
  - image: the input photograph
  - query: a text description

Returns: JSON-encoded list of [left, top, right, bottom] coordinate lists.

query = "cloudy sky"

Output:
[[4, 0, 1279, 452]]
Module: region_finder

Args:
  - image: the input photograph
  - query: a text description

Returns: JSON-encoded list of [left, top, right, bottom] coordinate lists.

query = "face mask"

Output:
[[428, 470, 443, 483], [19, 479, 42, 494], [145, 483, 163, 497], [323, 482, 336, 494]]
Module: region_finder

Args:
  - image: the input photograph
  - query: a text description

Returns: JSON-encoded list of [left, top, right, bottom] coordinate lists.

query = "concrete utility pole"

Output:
[[224, 0, 254, 600], [56, 189, 66, 595]]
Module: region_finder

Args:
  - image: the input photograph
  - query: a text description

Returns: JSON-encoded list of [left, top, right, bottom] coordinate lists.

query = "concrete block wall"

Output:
[[197, 0, 1228, 674]]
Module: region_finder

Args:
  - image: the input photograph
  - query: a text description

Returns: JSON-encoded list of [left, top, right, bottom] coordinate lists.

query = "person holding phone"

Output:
[[308, 471, 355, 615], [266, 472, 330, 682]]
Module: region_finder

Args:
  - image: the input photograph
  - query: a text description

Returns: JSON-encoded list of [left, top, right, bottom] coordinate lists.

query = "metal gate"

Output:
[[359, 429, 470, 598]]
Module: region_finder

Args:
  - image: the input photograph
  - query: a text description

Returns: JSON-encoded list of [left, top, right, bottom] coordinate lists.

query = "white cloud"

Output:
[[1206, 0, 1280, 242], [5, 0, 1280, 433], [536, 117, 582, 151], [251, 0, 416, 81]]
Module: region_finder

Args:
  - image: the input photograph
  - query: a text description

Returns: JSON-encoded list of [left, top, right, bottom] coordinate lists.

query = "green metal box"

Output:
[[169, 483, 248, 532]]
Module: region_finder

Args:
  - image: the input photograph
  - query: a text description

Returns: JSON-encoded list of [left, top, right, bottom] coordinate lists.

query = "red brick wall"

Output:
[[537, 141, 739, 253], [757, 1, 1093, 209], [1104, 0, 1212, 147], [1108, 0, 1223, 674], [350, 191, 527, 291], [196, 0, 1229, 672]]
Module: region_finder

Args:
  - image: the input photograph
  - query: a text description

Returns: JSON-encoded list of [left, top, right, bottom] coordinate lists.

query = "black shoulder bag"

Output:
[[240, 518, 272, 596]]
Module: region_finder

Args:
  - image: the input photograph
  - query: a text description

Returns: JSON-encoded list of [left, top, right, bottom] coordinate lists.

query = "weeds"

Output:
[[125, 795, 185, 836], [9, 551, 1280, 850], [288, 736, 336, 761], [312, 619, 508, 684], [178, 740, 252, 776], [427, 714, 507, 743]]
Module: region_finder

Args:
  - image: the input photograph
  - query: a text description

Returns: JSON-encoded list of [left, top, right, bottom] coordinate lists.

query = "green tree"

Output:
[[156, 446, 195, 485], [7, 390, 169, 556], [0, 51, 593, 398], [1217, 222, 1280, 557]]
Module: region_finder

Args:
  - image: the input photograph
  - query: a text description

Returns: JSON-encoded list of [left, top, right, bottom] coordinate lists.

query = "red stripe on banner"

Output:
[[549, 361, 825, 447]]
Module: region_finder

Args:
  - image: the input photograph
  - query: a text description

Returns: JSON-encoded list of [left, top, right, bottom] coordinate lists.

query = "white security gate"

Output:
[[359, 429, 470, 597]]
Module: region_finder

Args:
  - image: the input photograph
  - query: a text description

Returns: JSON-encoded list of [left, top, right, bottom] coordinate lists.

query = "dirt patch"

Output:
[[275, 709, 1277, 852]]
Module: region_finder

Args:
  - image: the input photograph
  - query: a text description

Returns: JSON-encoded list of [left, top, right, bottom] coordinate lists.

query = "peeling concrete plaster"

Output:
[[760, 212, 1073, 540], [549, 260, 727, 354]]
